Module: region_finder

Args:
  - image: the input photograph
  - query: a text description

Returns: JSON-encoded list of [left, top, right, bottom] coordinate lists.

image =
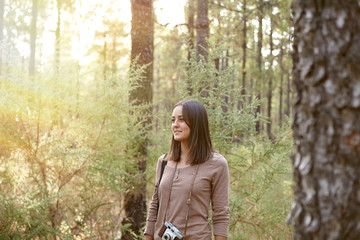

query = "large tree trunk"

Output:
[[29, 0, 38, 76], [288, 1, 360, 239], [196, 0, 209, 98], [196, 0, 209, 62], [121, 0, 154, 239]]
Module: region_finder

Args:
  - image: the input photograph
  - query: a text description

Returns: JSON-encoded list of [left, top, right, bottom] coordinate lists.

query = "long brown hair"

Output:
[[168, 100, 213, 165]]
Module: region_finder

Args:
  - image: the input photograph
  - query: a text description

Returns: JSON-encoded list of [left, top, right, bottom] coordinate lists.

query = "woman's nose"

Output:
[[172, 119, 178, 126]]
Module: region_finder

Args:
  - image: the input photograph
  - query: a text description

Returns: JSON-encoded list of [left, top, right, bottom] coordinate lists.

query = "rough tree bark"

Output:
[[196, 0, 209, 62], [196, 0, 209, 98], [288, 1, 360, 239], [121, 0, 153, 239]]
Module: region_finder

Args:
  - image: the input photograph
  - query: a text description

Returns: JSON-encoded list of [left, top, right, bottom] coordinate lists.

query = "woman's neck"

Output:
[[180, 142, 190, 164]]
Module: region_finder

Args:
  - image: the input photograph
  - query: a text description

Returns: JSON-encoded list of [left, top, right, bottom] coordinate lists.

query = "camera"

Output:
[[159, 221, 184, 240]]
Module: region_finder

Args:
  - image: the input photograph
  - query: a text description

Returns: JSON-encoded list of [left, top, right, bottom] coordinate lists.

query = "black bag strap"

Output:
[[157, 153, 168, 215], [158, 153, 168, 185]]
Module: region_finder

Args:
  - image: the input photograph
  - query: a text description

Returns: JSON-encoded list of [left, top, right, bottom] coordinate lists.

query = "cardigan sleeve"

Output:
[[211, 155, 230, 237], [144, 155, 164, 236]]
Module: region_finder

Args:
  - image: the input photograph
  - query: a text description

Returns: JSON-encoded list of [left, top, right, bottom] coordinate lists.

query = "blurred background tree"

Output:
[[288, 0, 360, 239]]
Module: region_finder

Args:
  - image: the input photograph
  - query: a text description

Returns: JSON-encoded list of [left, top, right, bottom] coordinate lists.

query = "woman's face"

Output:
[[171, 105, 191, 143]]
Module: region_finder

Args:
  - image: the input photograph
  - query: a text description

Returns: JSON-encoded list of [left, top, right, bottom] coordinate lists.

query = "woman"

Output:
[[144, 100, 230, 240]]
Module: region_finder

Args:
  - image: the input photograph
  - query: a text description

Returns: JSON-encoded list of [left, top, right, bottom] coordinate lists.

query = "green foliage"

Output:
[[0, 59, 145, 239], [228, 124, 293, 239], [177, 43, 262, 153]]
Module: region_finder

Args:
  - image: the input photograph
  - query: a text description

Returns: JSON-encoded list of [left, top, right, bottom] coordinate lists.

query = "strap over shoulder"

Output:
[[157, 153, 168, 216], [158, 153, 168, 185]]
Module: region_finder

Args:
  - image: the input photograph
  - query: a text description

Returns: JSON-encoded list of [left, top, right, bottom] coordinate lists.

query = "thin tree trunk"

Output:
[[255, 0, 263, 133], [112, 33, 117, 75], [55, 0, 61, 75], [240, 0, 247, 109], [285, 69, 291, 117], [0, 0, 4, 74], [249, 29, 256, 104], [103, 32, 107, 81], [187, 0, 195, 61], [222, 49, 229, 113], [75, 62, 80, 119], [278, 45, 284, 126], [29, 0, 39, 76], [285, 34, 291, 117], [288, 0, 360, 239], [186, 0, 195, 95], [266, 11, 273, 139]]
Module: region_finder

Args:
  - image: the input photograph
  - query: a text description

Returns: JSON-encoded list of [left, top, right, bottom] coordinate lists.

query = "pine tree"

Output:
[[288, 1, 360, 239], [121, 0, 154, 238]]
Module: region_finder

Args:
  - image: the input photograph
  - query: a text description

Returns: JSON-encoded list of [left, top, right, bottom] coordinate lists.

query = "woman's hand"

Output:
[[144, 234, 154, 240]]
